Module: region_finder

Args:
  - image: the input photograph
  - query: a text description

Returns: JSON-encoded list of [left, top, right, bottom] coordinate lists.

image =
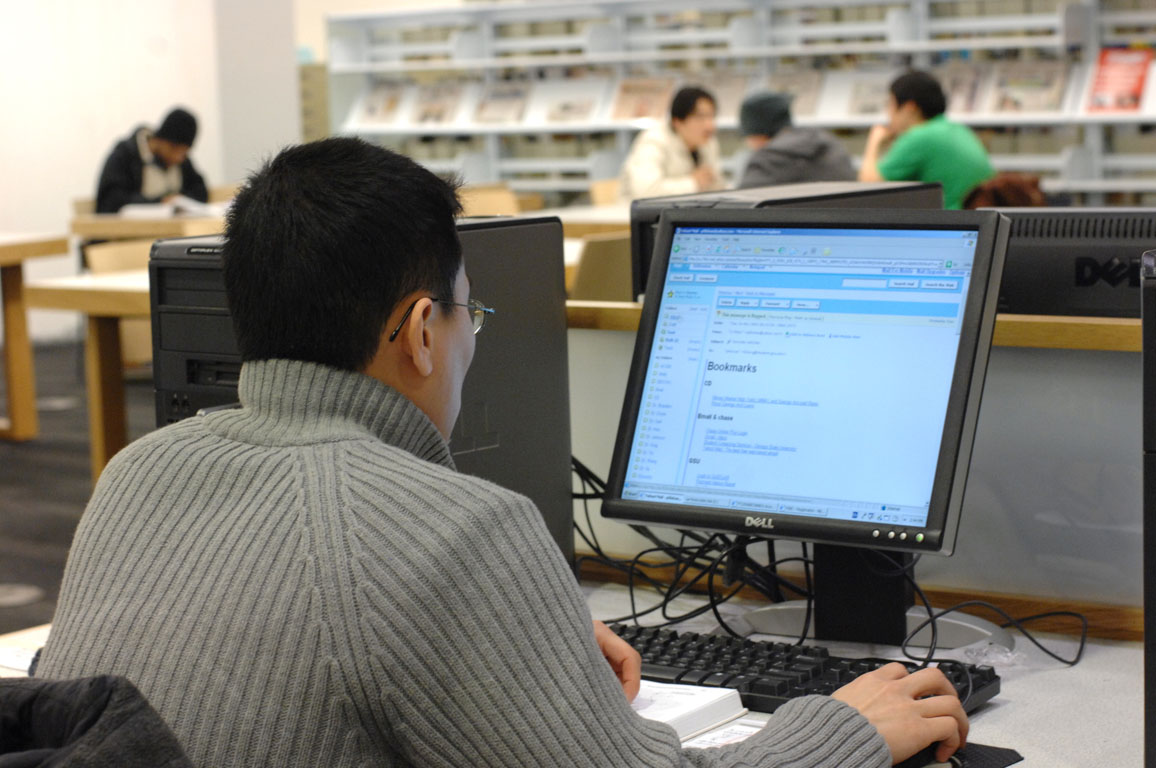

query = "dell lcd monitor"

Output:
[[603, 208, 1009, 645], [997, 206, 1156, 317]]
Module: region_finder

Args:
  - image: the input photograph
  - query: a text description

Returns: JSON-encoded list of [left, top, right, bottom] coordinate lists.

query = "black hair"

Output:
[[670, 86, 716, 121], [222, 137, 463, 370], [889, 70, 947, 119]]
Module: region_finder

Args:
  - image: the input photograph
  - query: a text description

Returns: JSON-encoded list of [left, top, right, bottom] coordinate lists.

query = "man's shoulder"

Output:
[[351, 439, 534, 512]]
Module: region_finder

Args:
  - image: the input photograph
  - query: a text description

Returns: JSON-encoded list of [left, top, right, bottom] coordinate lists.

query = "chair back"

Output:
[[85, 239, 155, 367], [459, 183, 520, 216], [589, 177, 622, 206], [568, 232, 633, 302]]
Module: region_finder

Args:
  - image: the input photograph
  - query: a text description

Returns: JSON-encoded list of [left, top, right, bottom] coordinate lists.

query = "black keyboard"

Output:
[[612, 624, 1000, 714]]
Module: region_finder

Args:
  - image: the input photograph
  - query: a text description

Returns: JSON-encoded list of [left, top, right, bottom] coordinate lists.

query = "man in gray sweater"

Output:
[[737, 92, 856, 189], [37, 138, 966, 767]]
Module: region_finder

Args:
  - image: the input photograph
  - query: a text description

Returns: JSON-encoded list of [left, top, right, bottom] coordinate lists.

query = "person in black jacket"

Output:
[[736, 92, 855, 189], [95, 107, 208, 213]]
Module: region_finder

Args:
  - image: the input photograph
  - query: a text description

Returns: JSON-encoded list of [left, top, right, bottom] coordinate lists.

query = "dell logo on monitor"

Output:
[[1075, 256, 1140, 288], [745, 516, 774, 529]]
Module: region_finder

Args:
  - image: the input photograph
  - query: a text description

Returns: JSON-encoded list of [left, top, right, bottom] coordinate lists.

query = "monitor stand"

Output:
[[739, 544, 1015, 650]]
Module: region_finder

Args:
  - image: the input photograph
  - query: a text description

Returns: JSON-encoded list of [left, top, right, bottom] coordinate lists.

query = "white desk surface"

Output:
[[584, 582, 1141, 767], [27, 269, 149, 293], [0, 588, 1141, 762]]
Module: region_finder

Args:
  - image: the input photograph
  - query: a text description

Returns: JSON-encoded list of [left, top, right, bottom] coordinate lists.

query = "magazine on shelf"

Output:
[[475, 81, 530, 123], [847, 73, 892, 116], [631, 680, 748, 742], [538, 76, 609, 123], [934, 61, 985, 114], [708, 73, 753, 122], [412, 81, 464, 124], [984, 61, 1067, 113], [1087, 48, 1153, 113], [612, 77, 677, 120], [357, 81, 404, 124], [765, 69, 822, 117]]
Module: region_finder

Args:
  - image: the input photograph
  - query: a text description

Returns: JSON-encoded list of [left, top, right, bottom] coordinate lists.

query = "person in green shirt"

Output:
[[859, 70, 994, 209]]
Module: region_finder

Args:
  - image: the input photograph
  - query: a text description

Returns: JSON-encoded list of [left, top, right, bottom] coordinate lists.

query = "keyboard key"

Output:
[[640, 662, 684, 683]]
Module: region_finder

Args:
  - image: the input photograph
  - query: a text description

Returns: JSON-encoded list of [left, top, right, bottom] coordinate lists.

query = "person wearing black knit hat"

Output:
[[95, 106, 208, 213], [736, 91, 855, 189]]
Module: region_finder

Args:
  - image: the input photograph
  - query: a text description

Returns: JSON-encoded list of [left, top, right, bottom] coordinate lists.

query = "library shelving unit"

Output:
[[327, 0, 1156, 204]]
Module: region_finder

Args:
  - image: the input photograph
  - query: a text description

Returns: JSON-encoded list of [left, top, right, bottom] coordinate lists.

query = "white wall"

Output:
[[215, 0, 301, 182], [0, 0, 224, 341]]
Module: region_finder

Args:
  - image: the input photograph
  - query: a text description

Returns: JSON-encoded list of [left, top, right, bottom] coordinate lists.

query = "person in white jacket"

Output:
[[620, 86, 725, 199]]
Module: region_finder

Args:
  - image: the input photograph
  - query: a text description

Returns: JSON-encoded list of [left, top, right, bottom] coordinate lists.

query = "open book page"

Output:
[[0, 647, 36, 675], [682, 717, 768, 748], [119, 197, 227, 219], [631, 680, 748, 741]]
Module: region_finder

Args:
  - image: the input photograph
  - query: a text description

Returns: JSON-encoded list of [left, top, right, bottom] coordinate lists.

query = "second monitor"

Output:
[[629, 181, 944, 300]]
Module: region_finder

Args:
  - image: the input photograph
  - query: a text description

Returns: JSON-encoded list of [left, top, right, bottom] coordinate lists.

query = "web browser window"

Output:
[[622, 225, 980, 530]]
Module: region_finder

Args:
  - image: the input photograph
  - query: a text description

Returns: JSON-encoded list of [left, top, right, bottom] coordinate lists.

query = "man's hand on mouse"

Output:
[[832, 662, 969, 765]]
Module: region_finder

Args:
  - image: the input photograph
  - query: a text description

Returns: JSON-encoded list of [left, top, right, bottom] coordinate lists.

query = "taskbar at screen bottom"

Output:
[[619, 483, 929, 529]]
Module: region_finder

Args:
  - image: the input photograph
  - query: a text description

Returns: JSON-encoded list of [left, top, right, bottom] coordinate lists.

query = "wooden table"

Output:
[[565, 301, 1147, 351], [0, 234, 69, 441], [70, 214, 224, 241], [24, 268, 1145, 484], [25, 271, 150, 481]]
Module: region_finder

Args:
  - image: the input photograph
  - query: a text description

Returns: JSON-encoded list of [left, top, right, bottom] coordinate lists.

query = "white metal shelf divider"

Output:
[[328, 0, 1156, 198]]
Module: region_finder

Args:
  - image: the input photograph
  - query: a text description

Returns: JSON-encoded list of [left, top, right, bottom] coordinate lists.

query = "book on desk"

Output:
[[632, 680, 748, 742]]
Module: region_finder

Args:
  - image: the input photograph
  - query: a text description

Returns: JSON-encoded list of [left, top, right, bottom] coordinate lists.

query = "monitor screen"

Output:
[[628, 181, 944, 299], [603, 208, 1008, 643]]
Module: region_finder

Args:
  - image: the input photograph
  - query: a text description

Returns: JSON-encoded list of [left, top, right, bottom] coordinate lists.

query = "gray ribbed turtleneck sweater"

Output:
[[37, 359, 889, 768]]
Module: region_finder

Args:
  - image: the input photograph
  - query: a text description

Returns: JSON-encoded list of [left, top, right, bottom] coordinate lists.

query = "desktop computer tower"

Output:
[[629, 181, 944, 298], [150, 217, 575, 564]]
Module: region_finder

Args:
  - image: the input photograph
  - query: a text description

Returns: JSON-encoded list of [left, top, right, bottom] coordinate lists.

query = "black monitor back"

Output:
[[997, 207, 1156, 318], [150, 216, 574, 563], [629, 181, 944, 299]]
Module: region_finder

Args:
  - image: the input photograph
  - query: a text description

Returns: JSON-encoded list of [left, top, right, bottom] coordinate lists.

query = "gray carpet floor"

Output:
[[0, 343, 155, 634]]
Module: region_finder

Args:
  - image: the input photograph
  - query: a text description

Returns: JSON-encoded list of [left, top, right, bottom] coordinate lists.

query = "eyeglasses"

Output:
[[388, 297, 494, 342]]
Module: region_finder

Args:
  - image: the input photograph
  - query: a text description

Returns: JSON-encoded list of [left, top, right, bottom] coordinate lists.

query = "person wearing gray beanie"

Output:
[[737, 91, 855, 189], [95, 106, 208, 213]]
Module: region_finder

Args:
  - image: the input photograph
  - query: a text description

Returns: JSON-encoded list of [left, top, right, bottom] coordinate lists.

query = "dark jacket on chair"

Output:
[[0, 675, 191, 767]]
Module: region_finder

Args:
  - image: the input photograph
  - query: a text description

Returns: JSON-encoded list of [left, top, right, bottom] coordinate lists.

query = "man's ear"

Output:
[[400, 298, 437, 377]]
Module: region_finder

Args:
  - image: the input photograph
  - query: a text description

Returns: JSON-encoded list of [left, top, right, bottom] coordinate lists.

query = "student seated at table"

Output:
[[95, 106, 208, 213], [621, 86, 726, 199], [858, 71, 994, 210], [37, 137, 967, 768], [736, 92, 856, 188]]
